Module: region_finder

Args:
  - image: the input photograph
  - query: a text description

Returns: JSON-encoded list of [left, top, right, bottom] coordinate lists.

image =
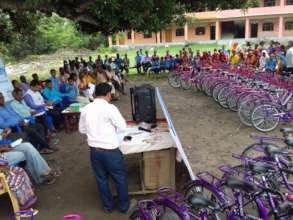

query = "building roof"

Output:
[[186, 5, 293, 21]]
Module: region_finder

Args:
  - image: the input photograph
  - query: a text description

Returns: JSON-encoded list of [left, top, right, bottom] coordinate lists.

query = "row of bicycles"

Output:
[[167, 64, 293, 132], [130, 128, 293, 219]]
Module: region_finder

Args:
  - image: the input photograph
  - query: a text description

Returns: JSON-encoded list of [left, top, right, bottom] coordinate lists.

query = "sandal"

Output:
[[42, 174, 56, 185], [40, 149, 54, 155]]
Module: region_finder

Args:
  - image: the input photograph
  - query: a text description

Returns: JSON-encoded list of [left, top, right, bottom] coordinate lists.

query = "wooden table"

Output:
[[62, 108, 81, 132]]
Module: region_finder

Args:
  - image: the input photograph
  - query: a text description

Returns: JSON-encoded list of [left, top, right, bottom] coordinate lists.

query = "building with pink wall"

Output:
[[109, 0, 293, 47]]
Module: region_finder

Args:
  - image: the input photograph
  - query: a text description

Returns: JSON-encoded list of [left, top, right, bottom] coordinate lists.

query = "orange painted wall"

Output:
[[283, 17, 293, 36], [257, 19, 279, 37], [187, 24, 212, 41], [124, 32, 157, 45]]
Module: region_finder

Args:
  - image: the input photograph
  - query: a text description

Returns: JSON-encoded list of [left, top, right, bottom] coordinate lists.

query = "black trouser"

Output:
[[7, 132, 28, 142], [35, 115, 49, 136], [143, 62, 151, 73], [48, 109, 62, 130], [136, 64, 142, 74], [22, 123, 50, 150]]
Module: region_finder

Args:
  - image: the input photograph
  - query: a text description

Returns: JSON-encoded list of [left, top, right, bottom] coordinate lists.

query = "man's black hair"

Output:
[[12, 87, 22, 95], [68, 76, 74, 81], [45, 79, 52, 84], [95, 83, 112, 97], [30, 79, 39, 86]]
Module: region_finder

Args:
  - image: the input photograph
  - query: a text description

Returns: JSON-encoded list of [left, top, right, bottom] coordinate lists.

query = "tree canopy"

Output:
[[0, 0, 259, 34]]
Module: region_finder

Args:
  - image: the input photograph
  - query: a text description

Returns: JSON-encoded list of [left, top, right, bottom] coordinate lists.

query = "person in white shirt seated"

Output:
[[23, 80, 62, 131], [0, 128, 56, 185], [79, 83, 129, 214]]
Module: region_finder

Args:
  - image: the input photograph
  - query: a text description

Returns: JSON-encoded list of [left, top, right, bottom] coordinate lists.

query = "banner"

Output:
[[0, 58, 14, 102], [156, 87, 196, 180]]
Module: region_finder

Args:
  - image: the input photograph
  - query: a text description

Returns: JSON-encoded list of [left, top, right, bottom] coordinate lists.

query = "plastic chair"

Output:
[[62, 214, 83, 220], [0, 173, 20, 220]]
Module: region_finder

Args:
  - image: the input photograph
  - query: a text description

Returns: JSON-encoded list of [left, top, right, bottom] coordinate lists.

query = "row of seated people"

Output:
[[0, 72, 74, 214]]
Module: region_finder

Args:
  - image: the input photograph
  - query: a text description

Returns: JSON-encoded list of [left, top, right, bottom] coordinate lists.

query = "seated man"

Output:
[[0, 129, 56, 184], [62, 76, 79, 103], [10, 88, 57, 140], [42, 79, 70, 108], [48, 69, 60, 91], [150, 57, 160, 75], [24, 80, 62, 130], [0, 92, 54, 154], [19, 75, 30, 93]]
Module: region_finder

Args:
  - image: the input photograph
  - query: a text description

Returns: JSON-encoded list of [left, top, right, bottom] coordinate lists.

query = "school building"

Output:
[[108, 0, 293, 47]]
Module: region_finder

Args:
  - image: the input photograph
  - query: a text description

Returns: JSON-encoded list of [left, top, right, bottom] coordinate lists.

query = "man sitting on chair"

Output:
[[0, 128, 56, 185]]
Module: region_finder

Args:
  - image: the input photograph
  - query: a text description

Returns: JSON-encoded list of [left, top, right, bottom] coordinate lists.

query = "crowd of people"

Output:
[[133, 41, 293, 75], [1, 40, 293, 216]]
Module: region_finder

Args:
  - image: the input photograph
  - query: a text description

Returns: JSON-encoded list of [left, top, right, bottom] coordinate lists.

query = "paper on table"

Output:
[[11, 138, 23, 148]]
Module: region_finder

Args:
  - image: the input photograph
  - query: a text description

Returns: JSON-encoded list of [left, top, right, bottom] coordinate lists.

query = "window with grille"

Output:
[[195, 27, 205, 35], [263, 0, 276, 6], [175, 28, 185, 36], [287, 0, 293, 5], [143, 32, 152, 38], [285, 21, 293, 30], [262, 22, 274, 31]]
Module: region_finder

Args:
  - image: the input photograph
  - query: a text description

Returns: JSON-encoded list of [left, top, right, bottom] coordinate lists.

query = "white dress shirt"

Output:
[[79, 98, 127, 149], [286, 47, 293, 68]]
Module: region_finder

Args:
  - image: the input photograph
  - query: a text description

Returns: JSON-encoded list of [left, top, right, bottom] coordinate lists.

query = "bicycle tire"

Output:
[[168, 72, 181, 88], [251, 104, 280, 132], [180, 79, 192, 90], [238, 97, 265, 127], [226, 91, 240, 112], [217, 86, 230, 108], [212, 83, 227, 102]]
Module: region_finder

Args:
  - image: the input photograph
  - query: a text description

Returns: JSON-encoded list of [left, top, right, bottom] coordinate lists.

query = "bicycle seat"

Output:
[[264, 144, 284, 156], [248, 162, 275, 174], [284, 137, 293, 147], [188, 195, 220, 211], [224, 176, 257, 193]]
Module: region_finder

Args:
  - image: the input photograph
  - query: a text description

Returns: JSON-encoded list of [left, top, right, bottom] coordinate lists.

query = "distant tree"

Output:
[[0, 0, 259, 34]]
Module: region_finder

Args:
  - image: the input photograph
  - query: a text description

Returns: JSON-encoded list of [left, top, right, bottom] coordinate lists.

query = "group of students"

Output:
[[133, 41, 293, 76]]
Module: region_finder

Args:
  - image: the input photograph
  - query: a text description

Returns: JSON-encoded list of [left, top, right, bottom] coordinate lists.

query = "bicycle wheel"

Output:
[[180, 78, 192, 90], [168, 72, 181, 88], [226, 91, 240, 112], [238, 97, 263, 127], [251, 104, 280, 132], [217, 86, 230, 108], [212, 83, 227, 102]]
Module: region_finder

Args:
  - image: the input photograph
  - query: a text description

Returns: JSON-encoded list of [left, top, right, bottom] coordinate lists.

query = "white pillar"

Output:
[[245, 18, 250, 39], [131, 30, 135, 44], [108, 36, 113, 48], [215, 20, 221, 41], [278, 16, 284, 38], [280, 0, 285, 6], [184, 23, 188, 41], [156, 32, 161, 44]]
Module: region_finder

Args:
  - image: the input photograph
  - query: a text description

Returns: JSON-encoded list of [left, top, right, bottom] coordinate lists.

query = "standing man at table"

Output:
[[79, 83, 129, 213]]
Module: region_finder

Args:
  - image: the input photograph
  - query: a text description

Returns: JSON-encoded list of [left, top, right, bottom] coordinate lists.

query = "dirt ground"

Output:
[[0, 75, 283, 220]]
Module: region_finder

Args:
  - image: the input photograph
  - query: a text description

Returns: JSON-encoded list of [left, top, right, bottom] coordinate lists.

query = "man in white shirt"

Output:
[[79, 83, 129, 213], [286, 43, 293, 74]]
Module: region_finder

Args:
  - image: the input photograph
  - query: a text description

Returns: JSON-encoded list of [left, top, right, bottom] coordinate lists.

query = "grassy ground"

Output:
[[7, 43, 219, 80]]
